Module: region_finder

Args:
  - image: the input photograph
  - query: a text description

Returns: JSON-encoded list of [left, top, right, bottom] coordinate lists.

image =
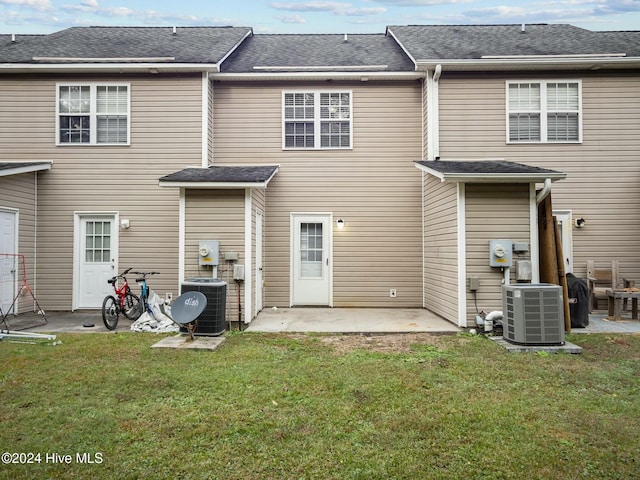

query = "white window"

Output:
[[283, 91, 352, 149], [507, 81, 581, 143], [57, 83, 130, 145]]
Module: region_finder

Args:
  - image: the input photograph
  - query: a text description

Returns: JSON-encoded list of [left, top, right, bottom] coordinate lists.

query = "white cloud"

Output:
[[271, 2, 386, 16], [80, 0, 98, 7], [278, 14, 307, 23], [0, 0, 52, 10], [372, 0, 471, 5]]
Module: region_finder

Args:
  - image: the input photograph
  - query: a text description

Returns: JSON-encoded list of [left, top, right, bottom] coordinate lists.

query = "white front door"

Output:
[[77, 215, 117, 308], [0, 209, 17, 314], [554, 211, 573, 274], [292, 214, 331, 306], [255, 212, 264, 315]]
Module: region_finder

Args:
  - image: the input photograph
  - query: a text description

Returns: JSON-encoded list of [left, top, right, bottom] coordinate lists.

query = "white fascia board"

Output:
[[158, 181, 270, 189], [0, 63, 220, 73], [0, 161, 52, 177], [437, 173, 566, 183], [414, 57, 640, 72], [385, 27, 418, 71], [213, 71, 425, 82], [215, 28, 253, 72]]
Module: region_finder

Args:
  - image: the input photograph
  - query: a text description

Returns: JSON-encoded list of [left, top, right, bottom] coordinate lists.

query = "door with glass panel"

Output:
[[77, 215, 116, 308], [292, 214, 331, 306]]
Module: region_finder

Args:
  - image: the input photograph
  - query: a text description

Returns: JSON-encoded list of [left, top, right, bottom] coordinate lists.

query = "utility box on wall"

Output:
[[489, 239, 513, 267], [198, 240, 220, 266]]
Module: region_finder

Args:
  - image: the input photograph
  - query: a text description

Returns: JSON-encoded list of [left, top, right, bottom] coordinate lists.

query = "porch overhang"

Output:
[[159, 164, 279, 189], [0, 161, 52, 177], [415, 160, 566, 183]]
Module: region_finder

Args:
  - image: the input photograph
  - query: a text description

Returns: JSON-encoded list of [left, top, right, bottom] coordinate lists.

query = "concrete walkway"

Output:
[[2, 308, 639, 335]]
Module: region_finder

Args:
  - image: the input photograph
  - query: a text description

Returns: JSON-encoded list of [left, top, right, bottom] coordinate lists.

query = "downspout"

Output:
[[536, 178, 551, 204], [432, 64, 442, 160]]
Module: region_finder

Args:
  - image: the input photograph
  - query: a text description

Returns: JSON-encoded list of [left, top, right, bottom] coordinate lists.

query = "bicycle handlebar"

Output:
[[132, 271, 160, 278]]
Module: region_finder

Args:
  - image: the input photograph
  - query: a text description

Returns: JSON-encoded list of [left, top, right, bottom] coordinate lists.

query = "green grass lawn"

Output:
[[0, 331, 638, 479]]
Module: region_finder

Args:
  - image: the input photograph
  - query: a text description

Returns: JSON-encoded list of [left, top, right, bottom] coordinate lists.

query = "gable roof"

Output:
[[0, 161, 52, 177], [220, 33, 415, 74], [0, 26, 252, 72], [415, 160, 566, 183], [159, 165, 279, 189], [387, 24, 640, 71]]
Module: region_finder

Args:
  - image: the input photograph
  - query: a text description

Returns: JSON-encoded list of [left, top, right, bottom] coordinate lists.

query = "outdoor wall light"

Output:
[[336, 218, 345, 229], [120, 218, 130, 229], [575, 218, 585, 228]]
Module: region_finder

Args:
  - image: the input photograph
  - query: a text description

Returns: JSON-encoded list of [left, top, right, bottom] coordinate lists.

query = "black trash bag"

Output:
[[566, 273, 589, 328]]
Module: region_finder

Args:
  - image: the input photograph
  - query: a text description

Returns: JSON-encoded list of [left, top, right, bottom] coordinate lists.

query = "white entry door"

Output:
[[0, 209, 17, 314], [292, 214, 331, 306], [77, 215, 117, 308], [255, 212, 264, 315], [554, 211, 573, 274]]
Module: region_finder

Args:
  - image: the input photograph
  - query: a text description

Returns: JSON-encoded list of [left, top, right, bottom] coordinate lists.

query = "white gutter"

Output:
[[213, 71, 425, 82], [0, 62, 221, 73], [413, 56, 640, 71], [159, 181, 271, 189]]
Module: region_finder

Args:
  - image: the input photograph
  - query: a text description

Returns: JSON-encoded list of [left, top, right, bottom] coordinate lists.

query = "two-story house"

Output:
[[387, 24, 640, 325], [1, 24, 638, 329]]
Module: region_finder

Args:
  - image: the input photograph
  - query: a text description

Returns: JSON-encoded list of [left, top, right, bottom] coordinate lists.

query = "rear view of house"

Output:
[[1, 24, 639, 329]]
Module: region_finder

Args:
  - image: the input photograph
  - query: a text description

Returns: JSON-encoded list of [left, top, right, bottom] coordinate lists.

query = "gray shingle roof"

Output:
[[221, 33, 415, 72], [387, 24, 640, 60], [0, 161, 52, 177], [159, 165, 279, 185], [0, 27, 251, 64], [416, 160, 566, 182]]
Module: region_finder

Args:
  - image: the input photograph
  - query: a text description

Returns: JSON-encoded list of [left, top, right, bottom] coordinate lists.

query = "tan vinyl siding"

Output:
[[0, 172, 38, 314], [0, 74, 204, 309], [184, 189, 245, 325], [465, 183, 531, 323], [213, 81, 423, 307], [423, 174, 458, 322], [438, 72, 640, 283]]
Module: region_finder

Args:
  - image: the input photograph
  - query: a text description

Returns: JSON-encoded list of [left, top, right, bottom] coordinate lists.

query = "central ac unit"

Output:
[[502, 284, 564, 346], [181, 278, 227, 336]]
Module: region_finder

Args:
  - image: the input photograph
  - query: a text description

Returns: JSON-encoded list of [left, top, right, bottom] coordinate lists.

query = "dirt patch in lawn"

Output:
[[315, 333, 448, 354]]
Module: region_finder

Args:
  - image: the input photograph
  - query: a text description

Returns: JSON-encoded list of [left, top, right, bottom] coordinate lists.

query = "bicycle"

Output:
[[133, 271, 160, 318], [101, 268, 142, 330]]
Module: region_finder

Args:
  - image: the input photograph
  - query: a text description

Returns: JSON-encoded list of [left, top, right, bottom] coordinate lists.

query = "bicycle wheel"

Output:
[[123, 292, 142, 320], [102, 295, 120, 330]]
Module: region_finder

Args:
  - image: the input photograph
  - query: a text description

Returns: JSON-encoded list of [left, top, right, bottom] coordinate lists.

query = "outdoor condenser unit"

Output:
[[180, 278, 227, 336], [502, 284, 565, 346]]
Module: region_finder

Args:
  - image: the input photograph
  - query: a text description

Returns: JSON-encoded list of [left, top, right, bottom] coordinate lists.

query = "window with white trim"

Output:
[[507, 81, 581, 143], [57, 84, 130, 145], [283, 91, 352, 149]]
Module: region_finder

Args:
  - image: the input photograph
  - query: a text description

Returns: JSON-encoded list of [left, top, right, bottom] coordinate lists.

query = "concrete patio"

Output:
[[2, 307, 639, 335]]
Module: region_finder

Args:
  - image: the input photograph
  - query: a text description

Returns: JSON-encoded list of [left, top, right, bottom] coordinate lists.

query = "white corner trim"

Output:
[[529, 183, 540, 283], [201, 72, 209, 167], [179, 188, 186, 288], [457, 183, 467, 328], [244, 189, 252, 322]]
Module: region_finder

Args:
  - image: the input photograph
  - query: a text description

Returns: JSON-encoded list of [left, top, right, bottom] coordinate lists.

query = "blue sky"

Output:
[[1, 0, 639, 34]]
